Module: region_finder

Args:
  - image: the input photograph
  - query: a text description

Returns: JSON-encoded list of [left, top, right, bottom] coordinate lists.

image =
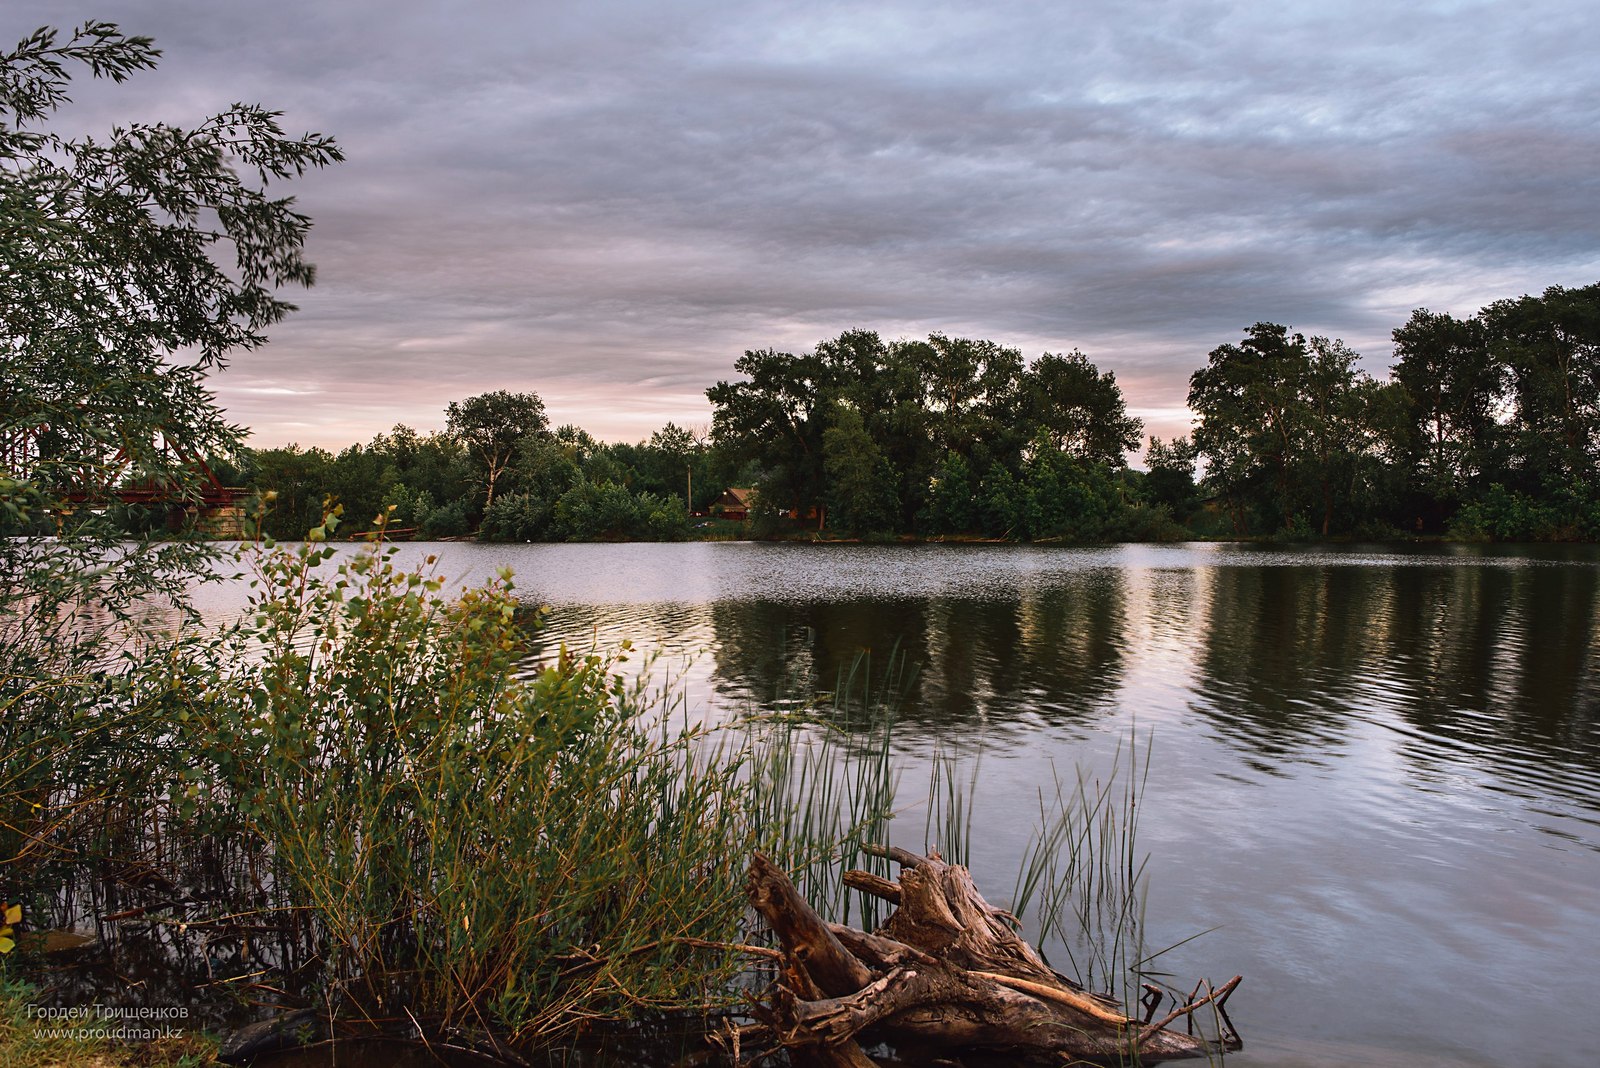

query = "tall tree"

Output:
[[1190, 325, 1381, 535], [1482, 283, 1600, 493], [250, 444, 335, 540], [1022, 350, 1143, 467], [822, 402, 898, 535], [1390, 308, 1502, 517], [1298, 336, 1378, 535], [0, 22, 339, 882], [1142, 436, 1200, 517], [821, 332, 932, 528], [1188, 323, 1308, 532], [446, 390, 548, 513], [706, 346, 839, 525], [909, 334, 1028, 469]]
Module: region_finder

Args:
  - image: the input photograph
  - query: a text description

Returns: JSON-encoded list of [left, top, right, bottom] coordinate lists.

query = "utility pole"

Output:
[[686, 464, 693, 515]]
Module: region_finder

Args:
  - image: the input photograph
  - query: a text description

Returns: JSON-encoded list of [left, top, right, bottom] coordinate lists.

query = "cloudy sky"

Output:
[[15, 1, 1600, 451]]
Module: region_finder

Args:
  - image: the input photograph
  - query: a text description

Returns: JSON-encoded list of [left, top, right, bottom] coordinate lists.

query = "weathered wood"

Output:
[[748, 847, 1241, 1066], [842, 868, 902, 904], [748, 851, 874, 997], [826, 923, 934, 969]]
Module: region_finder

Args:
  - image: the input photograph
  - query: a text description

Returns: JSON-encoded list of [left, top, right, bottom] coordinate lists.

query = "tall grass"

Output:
[[1007, 733, 1169, 1011]]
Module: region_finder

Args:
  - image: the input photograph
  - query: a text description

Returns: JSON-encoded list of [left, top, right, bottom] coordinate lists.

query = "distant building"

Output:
[[710, 487, 756, 521]]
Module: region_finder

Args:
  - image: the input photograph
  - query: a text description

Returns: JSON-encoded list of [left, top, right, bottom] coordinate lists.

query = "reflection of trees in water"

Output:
[[1191, 567, 1390, 764], [935, 571, 1127, 729], [1193, 562, 1600, 803], [1380, 565, 1600, 802], [1139, 567, 1205, 648], [706, 573, 1129, 739], [526, 557, 1600, 809], [707, 600, 930, 723], [519, 602, 718, 682]]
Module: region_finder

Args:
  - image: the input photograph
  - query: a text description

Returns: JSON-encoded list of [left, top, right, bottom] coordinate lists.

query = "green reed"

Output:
[[1008, 733, 1157, 996]]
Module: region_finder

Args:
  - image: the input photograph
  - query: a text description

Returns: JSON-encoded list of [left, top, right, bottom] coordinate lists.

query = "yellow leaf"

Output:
[[0, 935, 13, 955], [3, 904, 18, 925]]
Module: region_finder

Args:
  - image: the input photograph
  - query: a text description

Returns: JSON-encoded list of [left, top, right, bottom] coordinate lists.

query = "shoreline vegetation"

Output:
[[3, 532, 1226, 1067], [17, 281, 1594, 547]]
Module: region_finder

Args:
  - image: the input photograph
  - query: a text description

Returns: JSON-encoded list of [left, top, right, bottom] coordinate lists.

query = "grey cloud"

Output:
[[8, 0, 1599, 448]]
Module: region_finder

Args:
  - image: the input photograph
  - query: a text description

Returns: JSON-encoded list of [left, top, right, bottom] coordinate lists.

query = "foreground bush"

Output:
[[124, 537, 880, 1043]]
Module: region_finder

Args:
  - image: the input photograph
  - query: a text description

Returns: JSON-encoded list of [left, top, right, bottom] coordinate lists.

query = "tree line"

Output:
[[229, 282, 1598, 544], [243, 393, 733, 542], [1190, 283, 1600, 540], [703, 283, 1599, 542]]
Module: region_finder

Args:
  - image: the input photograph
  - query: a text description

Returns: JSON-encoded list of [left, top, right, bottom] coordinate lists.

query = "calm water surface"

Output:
[[190, 541, 1600, 1068]]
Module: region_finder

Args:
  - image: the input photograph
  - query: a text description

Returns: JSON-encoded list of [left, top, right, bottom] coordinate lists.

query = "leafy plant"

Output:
[[138, 534, 888, 1041]]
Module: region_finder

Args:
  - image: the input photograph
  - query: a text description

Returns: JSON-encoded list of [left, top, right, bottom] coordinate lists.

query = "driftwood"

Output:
[[746, 848, 1240, 1066]]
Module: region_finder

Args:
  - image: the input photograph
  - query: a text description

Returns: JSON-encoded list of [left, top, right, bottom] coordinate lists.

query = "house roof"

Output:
[[715, 487, 756, 507]]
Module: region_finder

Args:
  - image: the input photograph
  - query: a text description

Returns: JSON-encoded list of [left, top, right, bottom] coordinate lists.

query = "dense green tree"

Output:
[[506, 434, 583, 504], [993, 437, 1134, 542], [325, 443, 390, 534], [1189, 325, 1386, 535], [921, 453, 982, 534], [706, 346, 839, 527], [550, 481, 687, 541], [1483, 283, 1600, 493], [909, 333, 1029, 473], [610, 422, 711, 510], [1141, 436, 1200, 518], [446, 390, 549, 512], [479, 491, 555, 541], [707, 330, 1141, 538], [1297, 336, 1381, 535], [1023, 350, 1143, 466], [367, 423, 472, 518], [1391, 309, 1502, 522], [1352, 380, 1417, 533], [251, 444, 335, 539], [1188, 324, 1308, 533], [822, 403, 899, 535], [821, 331, 934, 528]]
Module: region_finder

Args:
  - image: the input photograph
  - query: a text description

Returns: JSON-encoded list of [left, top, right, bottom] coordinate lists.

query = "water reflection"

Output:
[[516, 545, 1600, 821], [698, 576, 1128, 738]]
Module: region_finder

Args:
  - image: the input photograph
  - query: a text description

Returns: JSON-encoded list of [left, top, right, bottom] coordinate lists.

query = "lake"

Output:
[[189, 540, 1600, 1068]]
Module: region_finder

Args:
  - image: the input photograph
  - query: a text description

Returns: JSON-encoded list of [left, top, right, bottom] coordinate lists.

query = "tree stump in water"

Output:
[[745, 847, 1240, 1066]]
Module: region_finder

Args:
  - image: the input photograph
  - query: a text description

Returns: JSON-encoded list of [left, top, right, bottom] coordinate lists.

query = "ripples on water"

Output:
[[178, 540, 1600, 1068]]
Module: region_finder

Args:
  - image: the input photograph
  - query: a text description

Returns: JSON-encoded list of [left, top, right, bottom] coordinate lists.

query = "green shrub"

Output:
[[480, 491, 554, 541], [420, 498, 472, 539], [135, 538, 878, 1041], [1449, 484, 1565, 541], [546, 481, 689, 541]]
